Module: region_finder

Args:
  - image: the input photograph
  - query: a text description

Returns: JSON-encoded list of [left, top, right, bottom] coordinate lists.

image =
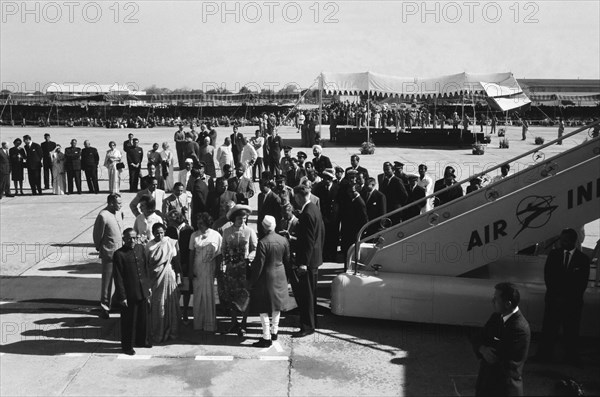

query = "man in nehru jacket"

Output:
[[113, 228, 152, 355], [64, 138, 83, 194], [40, 133, 56, 190], [127, 138, 144, 192], [81, 140, 100, 194]]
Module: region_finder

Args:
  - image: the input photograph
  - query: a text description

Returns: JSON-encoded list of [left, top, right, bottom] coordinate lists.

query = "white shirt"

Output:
[[502, 306, 519, 323], [252, 136, 264, 158]]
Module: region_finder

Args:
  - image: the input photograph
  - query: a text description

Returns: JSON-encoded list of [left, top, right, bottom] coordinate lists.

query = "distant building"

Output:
[[520, 79, 600, 106], [45, 83, 146, 96]]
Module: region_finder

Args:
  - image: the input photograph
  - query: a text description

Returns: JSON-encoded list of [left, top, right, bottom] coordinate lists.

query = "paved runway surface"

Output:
[[1, 124, 598, 395]]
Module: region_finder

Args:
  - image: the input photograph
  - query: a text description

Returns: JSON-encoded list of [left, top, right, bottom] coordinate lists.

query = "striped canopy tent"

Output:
[[320, 71, 531, 111]]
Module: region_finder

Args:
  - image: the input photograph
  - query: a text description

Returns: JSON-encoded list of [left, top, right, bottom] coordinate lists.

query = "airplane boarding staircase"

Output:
[[331, 121, 600, 335]]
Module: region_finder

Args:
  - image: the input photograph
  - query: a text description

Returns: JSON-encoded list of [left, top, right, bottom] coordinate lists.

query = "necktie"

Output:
[[564, 251, 570, 269]]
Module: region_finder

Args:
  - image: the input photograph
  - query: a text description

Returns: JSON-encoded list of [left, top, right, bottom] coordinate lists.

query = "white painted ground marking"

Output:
[[63, 353, 87, 357], [117, 354, 152, 360], [195, 355, 234, 361], [260, 341, 284, 353], [258, 356, 289, 361]]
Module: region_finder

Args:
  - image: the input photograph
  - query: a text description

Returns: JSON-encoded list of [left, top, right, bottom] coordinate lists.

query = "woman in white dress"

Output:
[[160, 142, 175, 192], [104, 141, 122, 194], [189, 212, 222, 332], [51, 145, 66, 195]]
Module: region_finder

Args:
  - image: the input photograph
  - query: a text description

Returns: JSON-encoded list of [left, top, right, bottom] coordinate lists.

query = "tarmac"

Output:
[[1, 123, 599, 396]]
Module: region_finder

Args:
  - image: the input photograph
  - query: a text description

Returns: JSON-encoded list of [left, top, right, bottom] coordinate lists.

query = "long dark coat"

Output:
[[250, 231, 291, 313]]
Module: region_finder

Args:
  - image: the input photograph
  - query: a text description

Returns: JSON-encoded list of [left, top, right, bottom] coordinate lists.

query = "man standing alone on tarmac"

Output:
[[93, 193, 125, 319]]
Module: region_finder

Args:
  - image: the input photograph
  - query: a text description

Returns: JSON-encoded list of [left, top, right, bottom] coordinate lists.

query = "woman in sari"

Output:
[[51, 145, 66, 195], [160, 142, 175, 192], [218, 204, 257, 337], [145, 222, 181, 343], [104, 141, 122, 194], [189, 212, 222, 332]]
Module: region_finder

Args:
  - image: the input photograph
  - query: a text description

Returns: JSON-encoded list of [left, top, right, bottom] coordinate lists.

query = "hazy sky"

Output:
[[1, 0, 599, 92]]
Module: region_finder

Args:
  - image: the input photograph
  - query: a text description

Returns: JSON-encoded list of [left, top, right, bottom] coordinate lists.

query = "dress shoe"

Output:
[[252, 338, 272, 348], [220, 323, 240, 335], [271, 333, 278, 341], [237, 327, 246, 338], [122, 349, 135, 356], [292, 329, 314, 338], [135, 343, 152, 348], [99, 309, 110, 319]]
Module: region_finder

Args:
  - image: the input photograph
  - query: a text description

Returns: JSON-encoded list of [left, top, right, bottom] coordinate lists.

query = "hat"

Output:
[[394, 161, 405, 169], [283, 145, 292, 152], [334, 166, 344, 173], [185, 158, 194, 164], [197, 161, 206, 168], [297, 151, 307, 159], [322, 168, 335, 179], [226, 204, 252, 221], [406, 173, 419, 180], [471, 177, 483, 184], [312, 145, 323, 153], [346, 169, 358, 176], [262, 215, 276, 232]]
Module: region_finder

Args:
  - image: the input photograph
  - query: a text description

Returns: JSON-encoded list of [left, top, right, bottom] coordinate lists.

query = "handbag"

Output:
[[116, 162, 125, 170]]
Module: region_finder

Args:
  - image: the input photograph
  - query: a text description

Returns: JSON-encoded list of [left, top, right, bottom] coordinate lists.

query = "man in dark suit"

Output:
[[140, 163, 165, 191], [123, 133, 134, 154], [311, 145, 332, 176], [474, 282, 530, 397], [340, 183, 368, 266], [361, 177, 387, 236], [23, 135, 43, 195], [189, 165, 213, 223], [40, 133, 56, 190], [345, 154, 369, 180], [393, 161, 410, 192], [292, 184, 325, 338], [286, 158, 305, 188], [81, 140, 100, 194], [64, 139, 82, 194], [127, 138, 144, 192], [534, 228, 591, 365], [113, 228, 152, 355], [228, 163, 255, 205], [433, 166, 463, 207], [182, 133, 200, 168], [404, 173, 426, 220], [312, 169, 340, 261], [0, 142, 12, 199], [265, 129, 283, 176], [257, 179, 282, 238], [377, 161, 407, 223], [230, 126, 243, 168]]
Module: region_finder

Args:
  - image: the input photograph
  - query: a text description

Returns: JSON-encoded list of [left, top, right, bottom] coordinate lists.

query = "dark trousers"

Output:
[[175, 142, 185, 169], [267, 156, 280, 176], [0, 173, 10, 198], [252, 157, 264, 181], [67, 169, 82, 194], [43, 162, 53, 189], [120, 299, 150, 351], [323, 221, 339, 261], [129, 165, 141, 192], [296, 267, 318, 331], [27, 168, 42, 195], [537, 298, 583, 359], [84, 167, 99, 193]]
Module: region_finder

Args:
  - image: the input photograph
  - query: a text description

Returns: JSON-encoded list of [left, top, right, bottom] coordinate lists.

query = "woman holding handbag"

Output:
[[104, 141, 123, 194]]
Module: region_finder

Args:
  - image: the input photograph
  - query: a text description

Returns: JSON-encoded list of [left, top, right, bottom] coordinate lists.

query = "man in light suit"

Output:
[[162, 182, 191, 232], [474, 282, 530, 397], [0, 142, 13, 198], [292, 184, 325, 338], [534, 228, 591, 365]]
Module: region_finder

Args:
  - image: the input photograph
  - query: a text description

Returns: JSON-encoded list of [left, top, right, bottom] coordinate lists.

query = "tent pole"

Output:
[[472, 93, 476, 139], [318, 73, 323, 137], [461, 94, 465, 138], [367, 91, 370, 143]]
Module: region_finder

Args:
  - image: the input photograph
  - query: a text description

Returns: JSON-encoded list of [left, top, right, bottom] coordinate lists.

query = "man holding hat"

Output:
[[228, 163, 255, 205], [296, 151, 307, 169], [249, 215, 291, 347], [286, 157, 306, 188]]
